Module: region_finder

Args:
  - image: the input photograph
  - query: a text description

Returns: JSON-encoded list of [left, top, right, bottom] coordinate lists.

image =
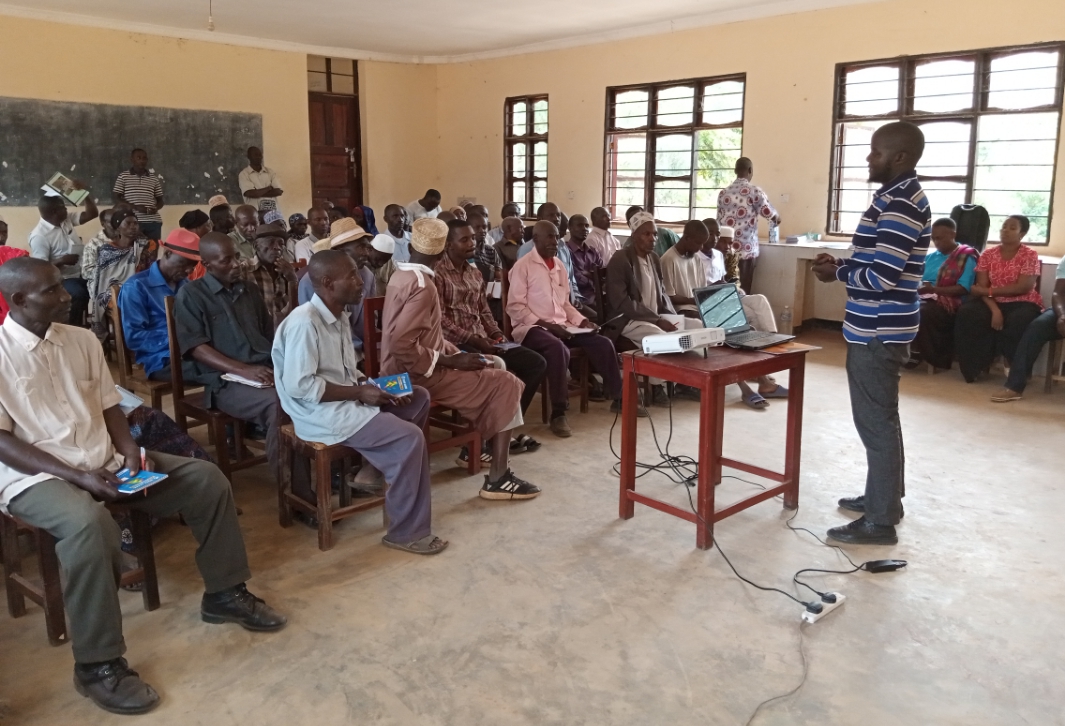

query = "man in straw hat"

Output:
[[382, 218, 542, 500], [118, 228, 201, 382], [273, 249, 447, 554], [296, 217, 376, 353]]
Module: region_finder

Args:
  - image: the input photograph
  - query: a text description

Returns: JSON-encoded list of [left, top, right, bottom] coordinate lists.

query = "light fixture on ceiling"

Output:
[[207, 0, 215, 31]]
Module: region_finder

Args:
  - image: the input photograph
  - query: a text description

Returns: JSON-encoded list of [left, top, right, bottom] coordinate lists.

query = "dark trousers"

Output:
[[8, 452, 249, 664], [521, 327, 622, 414], [63, 277, 89, 327], [739, 257, 757, 295], [1005, 309, 1063, 393], [461, 343, 547, 416], [340, 387, 433, 543], [139, 222, 162, 241], [215, 382, 283, 477], [846, 340, 907, 526], [954, 298, 1042, 383], [913, 300, 956, 369]]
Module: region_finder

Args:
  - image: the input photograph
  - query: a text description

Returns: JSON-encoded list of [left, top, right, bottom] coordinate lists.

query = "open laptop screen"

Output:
[[694, 284, 749, 334]]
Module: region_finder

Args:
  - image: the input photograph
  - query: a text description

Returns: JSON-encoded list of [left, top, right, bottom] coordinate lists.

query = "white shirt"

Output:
[[697, 249, 726, 285], [387, 229, 413, 263], [0, 318, 124, 512], [294, 234, 318, 264], [405, 200, 441, 223], [239, 165, 282, 212], [637, 256, 658, 312], [28, 210, 90, 280], [488, 227, 505, 245], [660, 247, 707, 312], [586, 227, 622, 264]]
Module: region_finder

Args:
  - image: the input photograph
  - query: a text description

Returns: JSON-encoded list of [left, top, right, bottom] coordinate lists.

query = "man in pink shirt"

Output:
[[507, 221, 627, 436]]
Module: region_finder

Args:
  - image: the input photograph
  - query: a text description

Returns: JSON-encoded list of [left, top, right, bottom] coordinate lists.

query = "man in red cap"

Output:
[[117, 228, 200, 381]]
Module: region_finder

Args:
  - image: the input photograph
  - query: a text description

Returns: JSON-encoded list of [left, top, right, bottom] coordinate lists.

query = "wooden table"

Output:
[[618, 346, 809, 549]]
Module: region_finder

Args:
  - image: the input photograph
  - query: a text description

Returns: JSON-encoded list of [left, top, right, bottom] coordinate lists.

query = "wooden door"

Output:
[[308, 92, 362, 210]]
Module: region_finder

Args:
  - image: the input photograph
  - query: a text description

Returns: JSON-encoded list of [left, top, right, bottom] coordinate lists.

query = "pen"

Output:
[[139, 447, 146, 471]]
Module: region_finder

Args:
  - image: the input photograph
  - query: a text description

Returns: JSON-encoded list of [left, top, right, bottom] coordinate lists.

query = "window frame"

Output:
[[602, 73, 747, 223], [504, 95, 549, 220], [827, 42, 1065, 243]]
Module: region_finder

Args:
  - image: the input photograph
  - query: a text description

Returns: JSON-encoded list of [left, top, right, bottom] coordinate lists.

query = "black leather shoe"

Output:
[[74, 658, 160, 715], [201, 583, 287, 632], [827, 516, 898, 545], [837, 495, 904, 519]]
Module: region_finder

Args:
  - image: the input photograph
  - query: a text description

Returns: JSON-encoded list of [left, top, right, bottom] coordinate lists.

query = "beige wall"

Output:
[[0, 16, 311, 249], [429, 0, 1065, 253]]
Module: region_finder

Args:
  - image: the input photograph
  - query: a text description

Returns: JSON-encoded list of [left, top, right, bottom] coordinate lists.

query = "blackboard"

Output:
[[0, 97, 262, 207]]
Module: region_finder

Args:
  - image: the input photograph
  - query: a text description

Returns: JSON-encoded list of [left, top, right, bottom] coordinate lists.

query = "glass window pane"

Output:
[[915, 121, 971, 177], [654, 134, 693, 177], [913, 58, 974, 113], [974, 164, 1054, 192], [511, 143, 527, 176], [834, 120, 889, 203], [703, 80, 745, 125], [533, 100, 548, 134], [653, 181, 691, 222], [511, 101, 527, 136], [843, 65, 900, 116], [307, 55, 327, 72], [695, 128, 742, 200], [510, 182, 527, 217], [837, 189, 877, 214], [985, 214, 1050, 244], [533, 141, 547, 174], [307, 71, 327, 93], [331, 74, 355, 95], [614, 90, 650, 129], [919, 181, 968, 219], [607, 133, 647, 213], [532, 180, 547, 207], [837, 212, 866, 234], [329, 58, 353, 76], [988, 51, 1060, 110], [656, 85, 694, 127]]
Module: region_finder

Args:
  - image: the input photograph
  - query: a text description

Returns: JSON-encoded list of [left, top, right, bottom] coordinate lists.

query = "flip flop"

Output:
[[761, 385, 789, 399], [381, 534, 449, 555], [510, 434, 542, 455], [742, 391, 769, 409]]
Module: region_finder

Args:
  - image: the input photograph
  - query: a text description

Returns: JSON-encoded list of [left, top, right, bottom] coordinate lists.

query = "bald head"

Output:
[[868, 121, 925, 183], [679, 220, 709, 255], [198, 232, 235, 261], [536, 203, 562, 227], [735, 157, 753, 178], [308, 249, 353, 289], [0, 257, 70, 327], [0, 257, 57, 299]]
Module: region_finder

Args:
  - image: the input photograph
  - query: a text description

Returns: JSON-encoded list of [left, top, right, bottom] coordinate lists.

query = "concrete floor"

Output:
[[2, 329, 1064, 725]]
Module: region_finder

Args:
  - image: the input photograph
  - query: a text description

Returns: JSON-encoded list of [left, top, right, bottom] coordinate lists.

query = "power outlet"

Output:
[[801, 592, 846, 624]]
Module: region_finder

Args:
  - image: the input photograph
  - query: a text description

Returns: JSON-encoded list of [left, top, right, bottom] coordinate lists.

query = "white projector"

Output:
[[642, 327, 725, 355]]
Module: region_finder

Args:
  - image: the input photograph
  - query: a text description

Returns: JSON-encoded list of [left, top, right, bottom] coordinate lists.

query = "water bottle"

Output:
[[768, 220, 780, 244], [780, 305, 793, 334]]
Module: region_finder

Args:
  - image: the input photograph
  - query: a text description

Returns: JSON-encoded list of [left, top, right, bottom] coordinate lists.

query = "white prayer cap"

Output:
[[371, 234, 395, 254], [718, 225, 735, 236], [628, 211, 655, 232]]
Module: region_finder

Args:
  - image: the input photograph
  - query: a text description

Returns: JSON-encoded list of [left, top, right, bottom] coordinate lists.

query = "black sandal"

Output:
[[510, 434, 541, 454]]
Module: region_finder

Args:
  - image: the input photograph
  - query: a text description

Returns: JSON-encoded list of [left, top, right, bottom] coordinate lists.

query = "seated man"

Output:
[[229, 204, 259, 260], [587, 207, 622, 263], [174, 233, 286, 479], [696, 218, 725, 286], [382, 218, 541, 500], [368, 233, 397, 298], [245, 222, 298, 329], [604, 212, 702, 405], [495, 216, 526, 270], [293, 205, 331, 264], [626, 205, 678, 256], [489, 203, 521, 245], [273, 250, 446, 554], [509, 221, 633, 435], [565, 213, 604, 313], [435, 219, 547, 450], [296, 218, 376, 353], [0, 258, 284, 715], [469, 210, 502, 284], [118, 228, 201, 382], [383, 204, 413, 263]]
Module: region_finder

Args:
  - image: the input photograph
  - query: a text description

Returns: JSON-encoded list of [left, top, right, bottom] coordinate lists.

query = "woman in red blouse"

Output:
[[954, 215, 1043, 382]]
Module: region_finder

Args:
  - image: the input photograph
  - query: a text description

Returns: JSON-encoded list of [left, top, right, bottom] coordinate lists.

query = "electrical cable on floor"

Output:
[[744, 621, 810, 726]]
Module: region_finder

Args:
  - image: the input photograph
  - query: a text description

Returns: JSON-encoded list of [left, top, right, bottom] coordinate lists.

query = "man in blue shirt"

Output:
[[812, 121, 930, 546], [118, 228, 200, 381]]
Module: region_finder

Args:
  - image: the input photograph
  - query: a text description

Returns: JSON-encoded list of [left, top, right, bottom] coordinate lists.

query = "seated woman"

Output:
[[909, 218, 978, 370], [84, 208, 158, 337], [953, 215, 1043, 383]]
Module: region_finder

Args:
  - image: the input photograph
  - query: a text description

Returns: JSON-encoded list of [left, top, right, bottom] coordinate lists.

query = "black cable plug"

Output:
[[804, 601, 824, 615], [821, 593, 837, 604]]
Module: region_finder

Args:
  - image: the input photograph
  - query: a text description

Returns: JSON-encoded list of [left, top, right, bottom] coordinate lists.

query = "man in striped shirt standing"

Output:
[[812, 121, 930, 546], [113, 148, 165, 241]]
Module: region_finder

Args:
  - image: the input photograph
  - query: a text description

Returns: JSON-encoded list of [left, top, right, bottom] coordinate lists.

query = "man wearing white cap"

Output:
[[367, 233, 397, 298], [28, 182, 99, 326]]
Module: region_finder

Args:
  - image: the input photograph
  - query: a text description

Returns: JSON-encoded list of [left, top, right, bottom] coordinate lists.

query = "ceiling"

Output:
[[0, 0, 878, 62]]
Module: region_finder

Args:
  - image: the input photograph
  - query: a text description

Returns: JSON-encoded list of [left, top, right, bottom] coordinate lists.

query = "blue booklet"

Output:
[[115, 468, 169, 495], [369, 372, 413, 396]]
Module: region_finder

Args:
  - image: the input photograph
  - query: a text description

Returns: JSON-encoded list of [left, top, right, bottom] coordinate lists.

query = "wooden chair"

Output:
[[362, 296, 481, 475], [1044, 339, 1064, 393], [109, 285, 172, 410], [277, 424, 385, 551], [1, 508, 159, 646], [163, 296, 268, 482]]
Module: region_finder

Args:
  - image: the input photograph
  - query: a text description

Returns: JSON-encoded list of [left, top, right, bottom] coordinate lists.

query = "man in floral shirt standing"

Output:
[[717, 157, 780, 294]]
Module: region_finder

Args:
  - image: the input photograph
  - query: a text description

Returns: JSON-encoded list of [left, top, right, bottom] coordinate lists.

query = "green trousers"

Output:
[[7, 452, 251, 664]]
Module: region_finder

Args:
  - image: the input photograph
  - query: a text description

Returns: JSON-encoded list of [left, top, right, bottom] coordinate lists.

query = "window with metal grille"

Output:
[[603, 75, 745, 223], [504, 96, 548, 219], [829, 43, 1064, 243]]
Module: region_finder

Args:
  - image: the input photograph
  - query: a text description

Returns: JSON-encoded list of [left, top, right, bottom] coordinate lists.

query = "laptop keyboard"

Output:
[[728, 330, 780, 345]]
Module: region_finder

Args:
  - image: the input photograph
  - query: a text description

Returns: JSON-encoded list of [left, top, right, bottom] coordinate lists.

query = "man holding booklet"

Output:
[[273, 250, 447, 555], [0, 258, 285, 715]]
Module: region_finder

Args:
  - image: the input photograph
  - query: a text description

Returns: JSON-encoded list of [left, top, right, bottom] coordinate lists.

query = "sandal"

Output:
[[510, 434, 541, 455], [760, 384, 789, 399], [381, 534, 449, 555], [742, 391, 769, 410]]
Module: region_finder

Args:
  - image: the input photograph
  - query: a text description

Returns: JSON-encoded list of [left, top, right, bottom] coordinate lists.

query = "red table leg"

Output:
[[696, 378, 725, 550], [783, 358, 805, 510], [619, 356, 638, 520]]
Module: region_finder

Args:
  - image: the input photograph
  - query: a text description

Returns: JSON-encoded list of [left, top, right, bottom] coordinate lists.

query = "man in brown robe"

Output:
[[381, 218, 542, 501]]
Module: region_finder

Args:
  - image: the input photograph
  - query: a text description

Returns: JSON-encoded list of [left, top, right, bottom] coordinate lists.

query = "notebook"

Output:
[[369, 372, 413, 396], [221, 373, 273, 388], [115, 468, 169, 495]]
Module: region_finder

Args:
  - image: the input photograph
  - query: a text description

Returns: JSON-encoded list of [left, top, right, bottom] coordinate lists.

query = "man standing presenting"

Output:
[[29, 184, 98, 327], [112, 148, 164, 241], [405, 189, 442, 223], [812, 122, 929, 546], [717, 157, 779, 294], [239, 146, 284, 213]]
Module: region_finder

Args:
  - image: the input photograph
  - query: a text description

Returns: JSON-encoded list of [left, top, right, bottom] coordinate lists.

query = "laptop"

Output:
[[693, 283, 795, 350]]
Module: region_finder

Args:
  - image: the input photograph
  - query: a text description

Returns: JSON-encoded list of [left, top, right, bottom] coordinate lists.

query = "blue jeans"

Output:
[[1004, 309, 1062, 393]]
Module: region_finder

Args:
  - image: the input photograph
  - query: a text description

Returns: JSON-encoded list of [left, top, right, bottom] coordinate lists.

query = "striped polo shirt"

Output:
[[836, 170, 930, 345], [112, 169, 164, 224]]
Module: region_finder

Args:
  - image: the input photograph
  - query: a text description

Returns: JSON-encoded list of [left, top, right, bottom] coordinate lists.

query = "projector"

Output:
[[642, 327, 725, 355]]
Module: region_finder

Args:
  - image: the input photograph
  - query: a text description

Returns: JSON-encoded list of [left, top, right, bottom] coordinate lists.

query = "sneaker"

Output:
[[74, 658, 160, 715], [672, 384, 701, 401], [201, 583, 287, 632], [550, 415, 573, 438], [610, 399, 649, 418], [479, 469, 541, 500], [456, 442, 493, 468]]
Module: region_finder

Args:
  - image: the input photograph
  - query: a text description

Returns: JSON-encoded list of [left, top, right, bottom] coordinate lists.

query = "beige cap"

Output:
[[411, 218, 448, 255], [208, 194, 229, 208], [312, 217, 372, 253]]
